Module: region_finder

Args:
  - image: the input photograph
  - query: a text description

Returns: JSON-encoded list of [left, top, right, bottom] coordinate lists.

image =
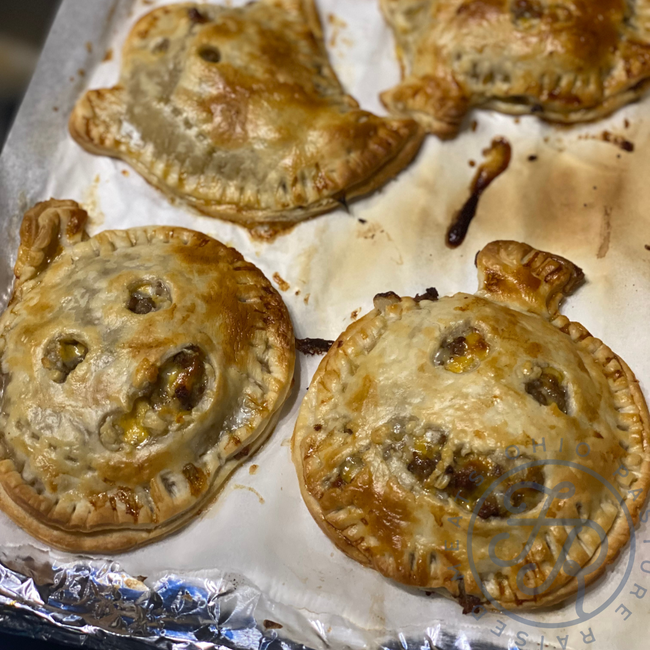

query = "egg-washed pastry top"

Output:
[[293, 240, 650, 610], [69, 1, 423, 228], [0, 200, 295, 553], [380, 0, 650, 137]]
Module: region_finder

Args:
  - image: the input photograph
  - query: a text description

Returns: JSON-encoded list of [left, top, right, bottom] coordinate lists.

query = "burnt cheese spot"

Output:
[[42, 338, 88, 383]]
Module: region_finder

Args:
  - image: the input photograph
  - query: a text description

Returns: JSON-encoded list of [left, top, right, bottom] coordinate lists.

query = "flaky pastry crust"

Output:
[[380, 0, 650, 137], [293, 241, 650, 610], [0, 200, 295, 552], [69, 1, 423, 226]]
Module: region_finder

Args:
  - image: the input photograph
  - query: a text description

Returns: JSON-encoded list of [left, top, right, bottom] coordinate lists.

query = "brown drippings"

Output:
[[272, 273, 290, 291], [116, 487, 141, 519], [597, 206, 612, 259], [414, 287, 439, 303], [447, 137, 512, 248], [103, 48, 113, 62], [234, 445, 251, 460], [459, 592, 482, 615], [263, 620, 283, 630], [249, 464, 258, 475], [601, 131, 634, 152], [183, 463, 207, 497], [296, 338, 334, 355], [248, 222, 295, 242], [85, 42, 93, 54], [233, 484, 265, 504]]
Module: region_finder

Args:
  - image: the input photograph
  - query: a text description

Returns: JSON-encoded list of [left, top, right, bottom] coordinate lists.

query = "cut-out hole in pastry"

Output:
[[525, 366, 569, 414], [198, 46, 221, 63], [151, 345, 207, 413], [127, 279, 172, 314], [42, 338, 88, 383], [101, 346, 208, 449], [434, 327, 489, 373], [444, 454, 545, 519]]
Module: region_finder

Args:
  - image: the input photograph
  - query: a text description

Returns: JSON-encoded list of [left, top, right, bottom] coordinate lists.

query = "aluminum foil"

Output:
[[2, 1, 650, 649], [0, 549, 509, 650]]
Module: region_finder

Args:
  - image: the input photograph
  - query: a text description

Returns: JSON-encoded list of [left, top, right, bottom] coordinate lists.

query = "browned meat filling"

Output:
[[407, 452, 438, 481], [526, 367, 568, 414], [434, 328, 489, 373], [112, 346, 207, 447], [127, 279, 171, 314], [152, 346, 206, 412], [42, 338, 88, 383], [445, 454, 545, 519]]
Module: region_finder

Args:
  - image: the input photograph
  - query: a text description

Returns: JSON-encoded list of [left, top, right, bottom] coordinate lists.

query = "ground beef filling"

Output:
[[113, 346, 207, 447], [434, 328, 489, 373], [525, 366, 568, 414], [445, 454, 545, 519], [127, 279, 171, 315], [42, 338, 88, 383]]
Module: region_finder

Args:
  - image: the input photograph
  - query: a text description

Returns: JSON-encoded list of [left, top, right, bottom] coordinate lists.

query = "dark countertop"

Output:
[[0, 631, 71, 648]]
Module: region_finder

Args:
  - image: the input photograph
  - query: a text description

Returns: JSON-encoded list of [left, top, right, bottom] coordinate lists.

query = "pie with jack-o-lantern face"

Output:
[[69, 1, 423, 228], [292, 240, 650, 610], [380, 0, 650, 137], [0, 199, 294, 552]]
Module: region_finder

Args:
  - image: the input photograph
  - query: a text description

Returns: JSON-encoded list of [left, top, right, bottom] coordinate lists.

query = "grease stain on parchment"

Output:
[[232, 484, 265, 505], [327, 14, 351, 49], [81, 174, 105, 228], [597, 206, 613, 259]]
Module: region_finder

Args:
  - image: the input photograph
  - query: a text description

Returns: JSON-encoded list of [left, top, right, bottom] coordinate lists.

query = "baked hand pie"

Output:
[[69, 1, 423, 228], [380, 0, 650, 137], [0, 200, 295, 552], [293, 241, 650, 610]]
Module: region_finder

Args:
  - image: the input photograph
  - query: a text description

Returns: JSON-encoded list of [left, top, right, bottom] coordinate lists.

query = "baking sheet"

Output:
[[2, 1, 650, 648]]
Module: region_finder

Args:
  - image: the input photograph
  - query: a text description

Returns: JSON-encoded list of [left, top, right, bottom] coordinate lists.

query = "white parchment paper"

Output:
[[1, 1, 650, 648]]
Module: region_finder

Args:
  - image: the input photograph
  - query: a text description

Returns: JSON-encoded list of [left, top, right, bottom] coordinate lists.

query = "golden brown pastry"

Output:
[[380, 0, 650, 137], [293, 241, 650, 610], [0, 200, 295, 552], [69, 1, 423, 227]]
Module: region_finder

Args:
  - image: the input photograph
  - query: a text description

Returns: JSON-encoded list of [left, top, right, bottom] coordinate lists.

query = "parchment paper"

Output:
[[1, 1, 650, 649]]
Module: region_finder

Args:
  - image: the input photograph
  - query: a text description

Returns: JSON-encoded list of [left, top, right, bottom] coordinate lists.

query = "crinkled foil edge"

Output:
[[0, 553, 501, 650]]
